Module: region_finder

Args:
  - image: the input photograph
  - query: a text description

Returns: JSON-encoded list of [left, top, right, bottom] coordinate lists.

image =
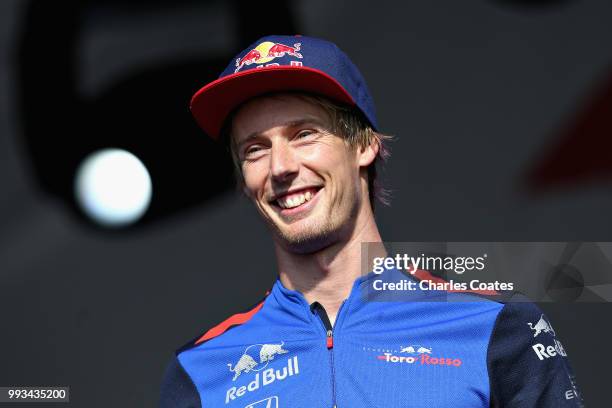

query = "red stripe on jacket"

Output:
[[194, 300, 266, 345]]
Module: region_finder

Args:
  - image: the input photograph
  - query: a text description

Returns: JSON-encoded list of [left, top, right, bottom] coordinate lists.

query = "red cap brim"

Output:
[[190, 66, 355, 139]]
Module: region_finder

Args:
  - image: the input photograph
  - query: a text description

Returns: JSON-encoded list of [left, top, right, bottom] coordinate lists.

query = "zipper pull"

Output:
[[326, 329, 334, 349]]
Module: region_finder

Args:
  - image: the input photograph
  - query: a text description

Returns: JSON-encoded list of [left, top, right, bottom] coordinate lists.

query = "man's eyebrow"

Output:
[[237, 118, 326, 149]]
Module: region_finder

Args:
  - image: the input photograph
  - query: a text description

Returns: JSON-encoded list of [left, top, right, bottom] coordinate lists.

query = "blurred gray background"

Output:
[[1, 0, 611, 406]]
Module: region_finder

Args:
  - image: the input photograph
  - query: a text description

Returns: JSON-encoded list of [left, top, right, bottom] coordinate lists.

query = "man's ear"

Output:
[[357, 138, 380, 168]]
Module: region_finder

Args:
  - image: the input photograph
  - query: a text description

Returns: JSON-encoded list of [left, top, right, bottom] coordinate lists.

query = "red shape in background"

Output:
[[526, 68, 612, 191]]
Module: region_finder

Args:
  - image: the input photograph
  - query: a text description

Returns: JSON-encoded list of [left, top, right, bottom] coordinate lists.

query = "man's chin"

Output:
[[273, 223, 338, 255]]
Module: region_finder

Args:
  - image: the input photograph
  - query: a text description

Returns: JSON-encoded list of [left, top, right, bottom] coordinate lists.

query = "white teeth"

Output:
[[276, 190, 316, 209]]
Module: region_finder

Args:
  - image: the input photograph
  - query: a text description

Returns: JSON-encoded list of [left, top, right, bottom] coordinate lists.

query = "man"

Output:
[[160, 35, 583, 407]]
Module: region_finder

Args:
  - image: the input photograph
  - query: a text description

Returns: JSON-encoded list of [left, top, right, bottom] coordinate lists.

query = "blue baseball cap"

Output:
[[190, 34, 378, 139]]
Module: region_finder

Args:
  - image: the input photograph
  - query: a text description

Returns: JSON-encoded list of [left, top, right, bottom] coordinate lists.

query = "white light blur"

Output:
[[75, 148, 152, 228]]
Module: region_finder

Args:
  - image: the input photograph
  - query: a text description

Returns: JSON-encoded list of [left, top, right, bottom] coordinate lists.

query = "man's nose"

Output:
[[270, 141, 298, 181]]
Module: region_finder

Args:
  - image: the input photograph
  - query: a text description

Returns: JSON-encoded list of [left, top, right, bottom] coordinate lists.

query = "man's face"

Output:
[[231, 94, 370, 254]]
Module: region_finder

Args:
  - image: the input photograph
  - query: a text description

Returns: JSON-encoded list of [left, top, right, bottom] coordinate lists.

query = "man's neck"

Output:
[[274, 203, 384, 326]]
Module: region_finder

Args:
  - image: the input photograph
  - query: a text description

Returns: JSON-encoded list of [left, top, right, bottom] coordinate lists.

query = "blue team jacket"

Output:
[[160, 268, 583, 407]]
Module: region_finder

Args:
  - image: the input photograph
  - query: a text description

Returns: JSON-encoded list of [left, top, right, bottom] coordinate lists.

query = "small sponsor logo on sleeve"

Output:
[[527, 314, 556, 338], [527, 315, 570, 361], [532, 338, 568, 361]]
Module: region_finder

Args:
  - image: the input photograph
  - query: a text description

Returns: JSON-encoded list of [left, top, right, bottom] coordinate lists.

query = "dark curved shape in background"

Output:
[[17, 0, 298, 230]]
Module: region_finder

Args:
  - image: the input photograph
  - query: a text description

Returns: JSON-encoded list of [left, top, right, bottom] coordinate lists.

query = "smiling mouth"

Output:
[[271, 187, 321, 210]]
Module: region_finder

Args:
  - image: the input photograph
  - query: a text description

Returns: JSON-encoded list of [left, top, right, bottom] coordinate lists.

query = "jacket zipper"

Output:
[[311, 302, 342, 408], [328, 327, 336, 408]]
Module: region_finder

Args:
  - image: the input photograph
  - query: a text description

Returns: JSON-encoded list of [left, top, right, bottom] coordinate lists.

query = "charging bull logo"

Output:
[[228, 354, 258, 381], [528, 314, 556, 338], [228, 342, 289, 381], [259, 342, 289, 363], [234, 41, 303, 73]]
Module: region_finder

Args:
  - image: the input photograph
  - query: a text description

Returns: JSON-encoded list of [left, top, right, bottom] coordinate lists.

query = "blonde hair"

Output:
[[221, 92, 392, 210]]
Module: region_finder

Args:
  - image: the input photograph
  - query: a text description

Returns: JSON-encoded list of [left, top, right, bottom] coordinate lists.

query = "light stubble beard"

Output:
[[267, 201, 360, 255], [273, 216, 340, 255]]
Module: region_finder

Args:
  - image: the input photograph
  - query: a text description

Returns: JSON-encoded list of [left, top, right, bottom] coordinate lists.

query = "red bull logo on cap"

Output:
[[235, 41, 303, 73]]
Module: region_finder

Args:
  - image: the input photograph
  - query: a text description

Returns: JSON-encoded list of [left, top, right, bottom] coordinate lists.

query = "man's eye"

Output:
[[243, 145, 266, 160], [245, 145, 263, 154], [295, 130, 315, 139]]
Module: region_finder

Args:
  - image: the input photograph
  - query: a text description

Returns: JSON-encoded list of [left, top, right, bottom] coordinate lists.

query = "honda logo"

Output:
[[244, 395, 279, 408]]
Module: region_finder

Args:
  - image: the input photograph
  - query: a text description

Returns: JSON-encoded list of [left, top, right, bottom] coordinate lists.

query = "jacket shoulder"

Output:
[[487, 294, 584, 407], [177, 293, 269, 355]]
